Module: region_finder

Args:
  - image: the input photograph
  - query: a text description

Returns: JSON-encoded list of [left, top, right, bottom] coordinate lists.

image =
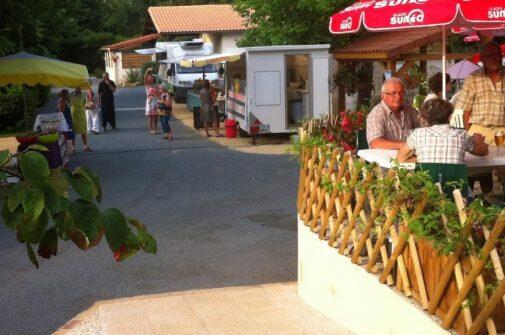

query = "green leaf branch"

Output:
[[0, 149, 156, 268]]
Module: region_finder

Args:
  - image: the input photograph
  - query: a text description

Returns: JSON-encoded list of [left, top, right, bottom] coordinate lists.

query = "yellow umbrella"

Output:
[[0, 52, 90, 88]]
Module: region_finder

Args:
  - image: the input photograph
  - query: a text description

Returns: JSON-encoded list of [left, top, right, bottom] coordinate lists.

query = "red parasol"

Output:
[[329, 0, 505, 98]]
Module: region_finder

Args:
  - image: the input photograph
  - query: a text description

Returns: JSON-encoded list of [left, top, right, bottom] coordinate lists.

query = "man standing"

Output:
[[454, 41, 504, 193], [366, 77, 419, 149], [98, 72, 118, 131], [456, 41, 504, 142]]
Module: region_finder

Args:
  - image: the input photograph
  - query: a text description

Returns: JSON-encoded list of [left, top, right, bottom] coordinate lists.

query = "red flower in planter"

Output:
[[324, 133, 337, 143], [341, 141, 354, 152], [341, 115, 353, 134]]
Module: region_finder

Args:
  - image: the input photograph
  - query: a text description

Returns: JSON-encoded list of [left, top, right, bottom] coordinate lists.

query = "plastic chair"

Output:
[[356, 129, 369, 150], [411, 94, 426, 111], [415, 163, 468, 198]]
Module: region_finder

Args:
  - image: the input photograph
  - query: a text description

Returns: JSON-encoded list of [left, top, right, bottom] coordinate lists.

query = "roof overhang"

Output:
[[333, 29, 442, 61], [101, 34, 161, 52]]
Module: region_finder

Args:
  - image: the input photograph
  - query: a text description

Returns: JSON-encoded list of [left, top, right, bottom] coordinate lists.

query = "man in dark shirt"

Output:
[[98, 72, 118, 131]]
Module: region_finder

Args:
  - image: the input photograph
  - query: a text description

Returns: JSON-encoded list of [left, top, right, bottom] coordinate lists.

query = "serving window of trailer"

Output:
[[286, 54, 310, 126], [226, 54, 247, 119]]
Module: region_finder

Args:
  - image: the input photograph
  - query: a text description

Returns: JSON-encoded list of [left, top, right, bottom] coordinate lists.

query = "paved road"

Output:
[[0, 86, 299, 334]]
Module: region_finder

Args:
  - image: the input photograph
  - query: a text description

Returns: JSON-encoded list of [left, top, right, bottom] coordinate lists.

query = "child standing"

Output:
[[57, 89, 75, 153], [146, 87, 158, 134], [158, 85, 173, 140]]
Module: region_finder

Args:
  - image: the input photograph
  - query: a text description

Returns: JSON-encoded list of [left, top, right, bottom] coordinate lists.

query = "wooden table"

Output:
[[357, 146, 505, 170]]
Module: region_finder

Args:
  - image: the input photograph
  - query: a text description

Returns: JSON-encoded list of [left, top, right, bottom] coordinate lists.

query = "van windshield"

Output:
[[176, 64, 217, 74]]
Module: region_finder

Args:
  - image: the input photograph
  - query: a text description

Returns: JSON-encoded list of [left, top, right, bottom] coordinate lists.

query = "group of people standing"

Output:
[[366, 40, 504, 192], [144, 69, 173, 140], [56, 72, 118, 153]]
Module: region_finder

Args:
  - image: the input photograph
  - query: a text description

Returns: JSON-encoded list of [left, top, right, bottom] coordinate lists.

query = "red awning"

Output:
[[329, 0, 505, 34]]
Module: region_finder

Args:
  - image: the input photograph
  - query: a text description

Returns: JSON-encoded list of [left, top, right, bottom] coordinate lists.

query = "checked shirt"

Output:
[[454, 69, 505, 126], [406, 124, 474, 164]]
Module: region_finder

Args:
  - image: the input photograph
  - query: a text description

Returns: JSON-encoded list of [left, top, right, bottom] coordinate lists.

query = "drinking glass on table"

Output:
[[494, 130, 505, 155]]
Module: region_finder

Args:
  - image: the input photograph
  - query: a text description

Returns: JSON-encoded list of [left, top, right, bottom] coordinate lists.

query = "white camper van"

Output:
[[156, 39, 219, 102]]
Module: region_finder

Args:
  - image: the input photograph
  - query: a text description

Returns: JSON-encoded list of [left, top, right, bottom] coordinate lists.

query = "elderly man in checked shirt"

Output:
[[454, 41, 505, 193], [366, 77, 420, 149]]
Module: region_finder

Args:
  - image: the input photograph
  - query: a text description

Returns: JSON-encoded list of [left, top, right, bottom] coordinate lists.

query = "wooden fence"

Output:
[[296, 129, 505, 335]]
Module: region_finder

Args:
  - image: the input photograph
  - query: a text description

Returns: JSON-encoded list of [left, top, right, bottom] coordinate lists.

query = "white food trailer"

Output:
[[181, 45, 330, 134]]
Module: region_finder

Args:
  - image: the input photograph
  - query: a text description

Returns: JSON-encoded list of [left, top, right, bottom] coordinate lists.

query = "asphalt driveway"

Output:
[[0, 86, 299, 334]]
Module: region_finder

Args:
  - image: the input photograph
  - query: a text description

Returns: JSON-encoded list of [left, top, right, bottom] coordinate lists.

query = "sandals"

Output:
[[84, 147, 93, 152]]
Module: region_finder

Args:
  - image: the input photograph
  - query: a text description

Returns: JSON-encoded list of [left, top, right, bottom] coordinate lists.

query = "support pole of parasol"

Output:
[[23, 84, 28, 117], [442, 28, 447, 100]]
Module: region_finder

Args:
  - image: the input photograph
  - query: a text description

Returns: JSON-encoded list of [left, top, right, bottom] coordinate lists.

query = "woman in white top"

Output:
[[85, 87, 99, 135]]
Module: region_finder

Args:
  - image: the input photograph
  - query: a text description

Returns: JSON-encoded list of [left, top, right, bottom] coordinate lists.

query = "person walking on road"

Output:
[[71, 87, 92, 152], [58, 89, 75, 154], [158, 84, 173, 140], [85, 86, 100, 135], [98, 72, 118, 131]]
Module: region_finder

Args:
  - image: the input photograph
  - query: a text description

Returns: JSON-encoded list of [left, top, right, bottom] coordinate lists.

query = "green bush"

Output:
[[0, 85, 41, 133], [124, 69, 141, 84], [0, 84, 49, 133], [35, 85, 51, 107], [92, 68, 104, 78]]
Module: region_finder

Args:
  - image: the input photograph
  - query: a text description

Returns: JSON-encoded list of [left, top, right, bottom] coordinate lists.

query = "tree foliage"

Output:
[[233, 0, 353, 48], [0, 0, 234, 71]]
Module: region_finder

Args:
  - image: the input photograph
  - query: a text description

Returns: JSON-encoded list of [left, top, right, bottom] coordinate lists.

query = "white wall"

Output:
[[298, 218, 450, 335], [221, 32, 243, 52]]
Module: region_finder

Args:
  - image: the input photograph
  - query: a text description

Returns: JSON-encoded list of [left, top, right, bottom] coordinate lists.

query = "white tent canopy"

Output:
[[134, 48, 165, 55], [179, 51, 243, 68]]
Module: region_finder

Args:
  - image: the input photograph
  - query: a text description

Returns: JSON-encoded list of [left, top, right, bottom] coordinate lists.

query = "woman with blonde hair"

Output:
[[71, 87, 92, 152]]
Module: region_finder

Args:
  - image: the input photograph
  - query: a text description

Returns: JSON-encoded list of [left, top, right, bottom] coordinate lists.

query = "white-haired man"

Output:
[[366, 77, 419, 149]]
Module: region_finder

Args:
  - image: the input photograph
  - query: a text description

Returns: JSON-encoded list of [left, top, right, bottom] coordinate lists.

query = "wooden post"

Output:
[[338, 164, 372, 254], [328, 158, 362, 246], [466, 279, 505, 335], [441, 214, 505, 329], [319, 152, 350, 239], [365, 198, 402, 272], [453, 190, 496, 333]]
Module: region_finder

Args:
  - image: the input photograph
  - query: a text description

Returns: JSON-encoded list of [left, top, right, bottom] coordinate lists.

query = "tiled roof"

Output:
[[101, 34, 161, 51], [148, 5, 246, 34], [334, 28, 441, 60]]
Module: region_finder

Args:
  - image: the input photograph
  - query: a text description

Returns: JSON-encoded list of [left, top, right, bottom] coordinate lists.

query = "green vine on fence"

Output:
[[292, 137, 504, 267]]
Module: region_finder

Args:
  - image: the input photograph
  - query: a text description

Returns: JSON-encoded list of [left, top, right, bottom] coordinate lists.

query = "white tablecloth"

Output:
[[357, 147, 505, 170]]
